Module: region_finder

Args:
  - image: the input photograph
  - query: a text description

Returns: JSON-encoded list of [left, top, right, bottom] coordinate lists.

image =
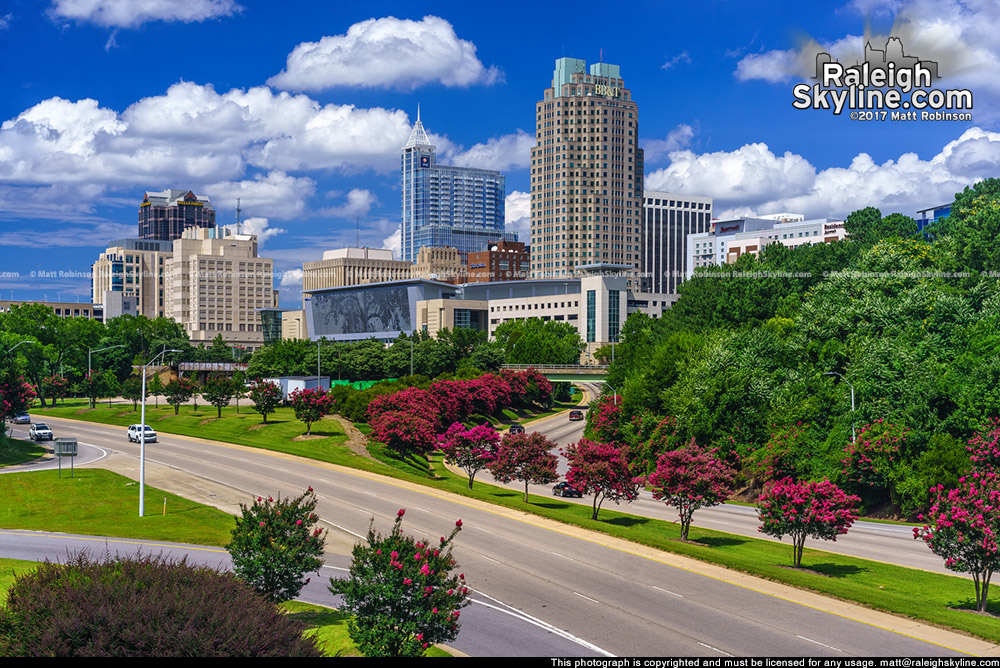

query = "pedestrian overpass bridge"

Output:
[[501, 364, 608, 382]]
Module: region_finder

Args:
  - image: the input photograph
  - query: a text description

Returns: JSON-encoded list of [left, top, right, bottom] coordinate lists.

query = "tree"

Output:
[[163, 378, 195, 415], [329, 509, 469, 657], [120, 376, 143, 411], [202, 375, 238, 418], [438, 422, 500, 489], [757, 478, 859, 568], [0, 552, 320, 657], [79, 370, 115, 409], [645, 441, 736, 540], [147, 373, 164, 407], [249, 380, 282, 424], [840, 419, 909, 509], [494, 318, 585, 365], [489, 431, 559, 502], [0, 371, 36, 436], [227, 488, 326, 603], [369, 411, 437, 455], [914, 472, 1000, 613], [40, 376, 68, 406], [564, 438, 641, 520], [289, 387, 333, 436]]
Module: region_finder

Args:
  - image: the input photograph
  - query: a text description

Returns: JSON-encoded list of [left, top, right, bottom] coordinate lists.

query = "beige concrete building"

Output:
[[530, 58, 643, 286], [412, 246, 465, 284], [164, 227, 275, 349], [302, 247, 412, 291], [416, 298, 488, 338], [91, 238, 174, 319], [281, 309, 308, 339]]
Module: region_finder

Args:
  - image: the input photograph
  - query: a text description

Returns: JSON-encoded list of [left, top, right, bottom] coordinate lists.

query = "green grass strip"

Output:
[[0, 437, 45, 467]]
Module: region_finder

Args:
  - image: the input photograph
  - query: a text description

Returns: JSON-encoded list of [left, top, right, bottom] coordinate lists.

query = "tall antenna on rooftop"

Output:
[[235, 198, 242, 235], [356, 216, 360, 248]]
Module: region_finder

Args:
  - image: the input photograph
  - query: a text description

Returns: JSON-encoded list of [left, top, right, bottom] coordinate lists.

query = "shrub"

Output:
[[0, 552, 321, 657], [227, 488, 326, 603], [369, 410, 437, 455], [329, 509, 469, 657]]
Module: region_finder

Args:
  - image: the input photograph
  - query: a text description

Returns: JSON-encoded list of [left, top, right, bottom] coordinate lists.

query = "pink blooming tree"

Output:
[[646, 440, 736, 540], [489, 431, 559, 503], [438, 422, 500, 489], [586, 395, 623, 444], [329, 510, 469, 657], [369, 410, 437, 456], [288, 387, 333, 436], [914, 472, 1000, 612], [757, 478, 860, 568], [564, 439, 641, 520], [840, 419, 908, 507], [249, 380, 283, 424], [967, 418, 1000, 471]]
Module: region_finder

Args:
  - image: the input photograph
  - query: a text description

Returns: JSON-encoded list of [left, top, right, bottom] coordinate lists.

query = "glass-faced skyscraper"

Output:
[[400, 110, 514, 263], [530, 58, 643, 284]]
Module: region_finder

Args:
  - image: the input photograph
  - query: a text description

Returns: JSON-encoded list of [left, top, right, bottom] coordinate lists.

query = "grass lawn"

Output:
[[0, 557, 37, 598], [282, 601, 452, 657], [0, 436, 45, 467], [0, 468, 234, 546], [414, 454, 1000, 644]]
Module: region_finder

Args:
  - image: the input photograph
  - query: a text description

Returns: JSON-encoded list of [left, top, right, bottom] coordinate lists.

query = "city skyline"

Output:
[[1, 0, 998, 306]]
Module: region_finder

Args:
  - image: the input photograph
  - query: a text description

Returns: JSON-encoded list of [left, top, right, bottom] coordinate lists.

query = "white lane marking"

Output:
[[322, 565, 350, 572], [323, 521, 365, 540], [796, 635, 843, 652], [362, 490, 376, 496], [573, 592, 599, 604], [480, 555, 501, 564], [652, 586, 684, 598], [470, 589, 614, 657], [551, 551, 574, 560], [474, 526, 494, 534], [698, 642, 733, 656]]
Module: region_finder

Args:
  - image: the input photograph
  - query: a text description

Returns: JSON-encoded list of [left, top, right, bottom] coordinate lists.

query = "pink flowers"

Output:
[[397, 509, 406, 517], [455, 519, 463, 528], [757, 478, 859, 568]]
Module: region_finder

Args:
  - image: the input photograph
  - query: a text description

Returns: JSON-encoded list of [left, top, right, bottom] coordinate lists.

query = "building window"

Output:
[[586, 290, 596, 343], [608, 290, 620, 342]]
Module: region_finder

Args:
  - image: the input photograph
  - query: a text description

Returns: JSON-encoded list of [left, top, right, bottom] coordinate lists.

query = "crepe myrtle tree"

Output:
[[914, 471, 1000, 613], [329, 509, 469, 657], [438, 422, 500, 489], [163, 377, 196, 415], [757, 478, 859, 568], [489, 431, 559, 503], [563, 438, 641, 520], [249, 380, 282, 424], [369, 410, 437, 456], [202, 375, 238, 419], [646, 440, 736, 541], [289, 387, 333, 436]]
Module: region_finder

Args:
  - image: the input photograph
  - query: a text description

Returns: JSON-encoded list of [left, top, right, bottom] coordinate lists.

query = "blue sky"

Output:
[[1, 0, 998, 306]]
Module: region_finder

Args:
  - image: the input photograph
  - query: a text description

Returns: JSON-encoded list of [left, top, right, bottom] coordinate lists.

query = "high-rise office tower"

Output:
[[399, 110, 513, 263], [139, 189, 216, 241], [642, 191, 713, 294], [530, 58, 643, 284]]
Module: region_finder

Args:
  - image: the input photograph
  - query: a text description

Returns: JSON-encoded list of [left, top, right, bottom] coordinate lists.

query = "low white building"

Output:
[[686, 216, 847, 277]]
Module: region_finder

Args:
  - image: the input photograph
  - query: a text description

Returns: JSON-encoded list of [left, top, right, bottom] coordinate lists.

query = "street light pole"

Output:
[[824, 371, 856, 442], [139, 348, 180, 517], [88, 344, 126, 376]]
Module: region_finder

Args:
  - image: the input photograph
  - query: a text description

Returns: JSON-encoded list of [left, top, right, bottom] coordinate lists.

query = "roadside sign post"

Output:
[[54, 437, 78, 478]]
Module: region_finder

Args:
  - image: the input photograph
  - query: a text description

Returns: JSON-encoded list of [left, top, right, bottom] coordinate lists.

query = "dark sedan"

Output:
[[568, 410, 585, 421], [552, 482, 583, 498]]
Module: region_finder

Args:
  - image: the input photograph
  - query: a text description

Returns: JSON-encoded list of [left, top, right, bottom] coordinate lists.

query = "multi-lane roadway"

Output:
[[0, 409, 992, 657]]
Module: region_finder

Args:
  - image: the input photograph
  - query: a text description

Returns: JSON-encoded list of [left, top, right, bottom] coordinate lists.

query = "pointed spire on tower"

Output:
[[403, 104, 434, 150]]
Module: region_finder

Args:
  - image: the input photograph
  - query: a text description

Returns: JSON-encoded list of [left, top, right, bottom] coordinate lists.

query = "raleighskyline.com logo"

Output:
[[792, 37, 973, 121]]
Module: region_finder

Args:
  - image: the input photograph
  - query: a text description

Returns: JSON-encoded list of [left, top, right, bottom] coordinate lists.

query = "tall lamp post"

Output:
[[824, 371, 856, 442], [139, 348, 180, 517], [88, 344, 126, 375], [4, 340, 36, 356]]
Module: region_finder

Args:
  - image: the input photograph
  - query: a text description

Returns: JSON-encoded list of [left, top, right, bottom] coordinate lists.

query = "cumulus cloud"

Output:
[[642, 124, 696, 164], [49, 0, 241, 28], [734, 0, 1000, 100], [646, 126, 1000, 219], [0, 13, 12, 29], [447, 130, 534, 171], [505, 190, 530, 241], [0, 220, 135, 247], [382, 228, 401, 259], [279, 268, 302, 288], [222, 216, 286, 247], [205, 171, 316, 219], [268, 15, 500, 92], [320, 188, 377, 219]]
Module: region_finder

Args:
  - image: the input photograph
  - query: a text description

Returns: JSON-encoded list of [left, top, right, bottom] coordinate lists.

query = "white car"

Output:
[[127, 424, 157, 443], [29, 423, 53, 441]]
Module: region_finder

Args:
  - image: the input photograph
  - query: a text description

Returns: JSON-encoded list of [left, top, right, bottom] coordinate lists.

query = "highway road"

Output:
[[502, 382, 951, 576], [1, 415, 988, 658]]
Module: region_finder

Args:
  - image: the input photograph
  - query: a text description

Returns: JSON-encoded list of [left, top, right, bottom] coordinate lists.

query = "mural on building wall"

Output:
[[311, 285, 411, 336]]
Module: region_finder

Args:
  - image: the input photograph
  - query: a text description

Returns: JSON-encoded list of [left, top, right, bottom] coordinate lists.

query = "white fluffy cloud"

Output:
[[642, 124, 696, 164], [382, 228, 401, 259], [206, 171, 316, 219], [447, 130, 534, 171], [222, 216, 286, 247], [646, 127, 1000, 218], [279, 267, 302, 288], [734, 0, 1000, 100], [49, 0, 241, 28], [320, 188, 377, 219], [268, 15, 500, 92], [505, 190, 530, 241]]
